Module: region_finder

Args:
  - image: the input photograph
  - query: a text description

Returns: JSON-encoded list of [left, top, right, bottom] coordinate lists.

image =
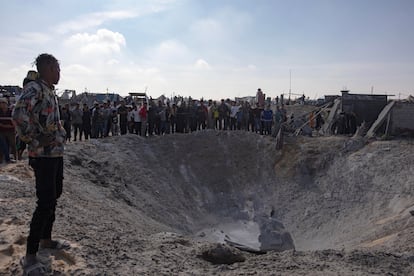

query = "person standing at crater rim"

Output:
[[13, 53, 69, 274]]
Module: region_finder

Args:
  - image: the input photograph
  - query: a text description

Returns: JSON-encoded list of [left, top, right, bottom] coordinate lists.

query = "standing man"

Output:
[[117, 100, 128, 135], [139, 102, 148, 136], [81, 103, 92, 140], [71, 102, 83, 141], [261, 105, 273, 135], [218, 99, 229, 130], [13, 53, 68, 274]]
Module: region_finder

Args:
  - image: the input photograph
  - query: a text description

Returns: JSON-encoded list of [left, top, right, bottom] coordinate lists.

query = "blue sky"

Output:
[[1, 0, 413, 100]]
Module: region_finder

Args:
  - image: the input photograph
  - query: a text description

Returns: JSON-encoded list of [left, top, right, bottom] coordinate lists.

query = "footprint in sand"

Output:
[[14, 235, 26, 245], [0, 244, 15, 267], [0, 218, 27, 269]]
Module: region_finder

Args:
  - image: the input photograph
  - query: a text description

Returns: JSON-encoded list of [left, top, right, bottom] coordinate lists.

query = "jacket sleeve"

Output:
[[12, 83, 44, 143]]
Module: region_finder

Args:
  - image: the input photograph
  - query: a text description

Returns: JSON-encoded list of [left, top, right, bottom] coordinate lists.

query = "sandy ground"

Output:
[[1, 130, 414, 275]]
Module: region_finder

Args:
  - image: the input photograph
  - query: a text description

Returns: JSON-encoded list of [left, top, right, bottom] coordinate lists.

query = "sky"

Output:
[[1, 0, 414, 101]]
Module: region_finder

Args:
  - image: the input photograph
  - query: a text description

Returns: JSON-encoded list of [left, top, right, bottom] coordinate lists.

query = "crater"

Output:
[[65, 131, 414, 253]]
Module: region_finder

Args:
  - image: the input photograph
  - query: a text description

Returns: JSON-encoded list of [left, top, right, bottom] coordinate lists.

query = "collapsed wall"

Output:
[[64, 131, 414, 253]]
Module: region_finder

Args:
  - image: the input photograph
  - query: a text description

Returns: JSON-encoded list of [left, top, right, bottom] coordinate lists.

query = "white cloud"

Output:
[[57, 58, 166, 96], [107, 59, 120, 65], [54, 0, 179, 34], [17, 32, 53, 44], [64, 64, 93, 75], [189, 8, 252, 45], [143, 67, 161, 75], [149, 40, 191, 64], [64, 29, 126, 56], [194, 59, 211, 70], [104, 0, 178, 18], [230, 64, 258, 73], [190, 18, 225, 42], [0, 64, 32, 87], [55, 11, 137, 34]]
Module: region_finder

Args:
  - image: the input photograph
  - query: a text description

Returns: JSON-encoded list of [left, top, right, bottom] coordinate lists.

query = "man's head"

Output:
[[23, 70, 39, 87], [35, 53, 60, 87]]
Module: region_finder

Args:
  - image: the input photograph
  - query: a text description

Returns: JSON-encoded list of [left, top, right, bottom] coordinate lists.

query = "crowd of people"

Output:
[[57, 97, 291, 142], [1, 96, 287, 163], [2, 73, 335, 164], [2, 92, 339, 163], [1, 93, 295, 163]]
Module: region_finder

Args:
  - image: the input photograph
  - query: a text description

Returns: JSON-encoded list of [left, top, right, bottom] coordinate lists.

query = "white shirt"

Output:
[[230, 105, 240, 118], [132, 109, 141, 122]]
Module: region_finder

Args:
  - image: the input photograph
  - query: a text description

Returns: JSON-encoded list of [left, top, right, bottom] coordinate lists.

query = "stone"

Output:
[[200, 243, 246, 265]]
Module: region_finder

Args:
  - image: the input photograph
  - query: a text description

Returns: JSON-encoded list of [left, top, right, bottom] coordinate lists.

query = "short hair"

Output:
[[34, 53, 59, 75]]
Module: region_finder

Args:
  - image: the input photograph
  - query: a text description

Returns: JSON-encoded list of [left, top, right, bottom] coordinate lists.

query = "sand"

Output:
[[1, 130, 414, 275]]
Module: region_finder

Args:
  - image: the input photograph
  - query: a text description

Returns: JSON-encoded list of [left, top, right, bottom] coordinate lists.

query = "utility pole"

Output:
[[289, 69, 291, 104]]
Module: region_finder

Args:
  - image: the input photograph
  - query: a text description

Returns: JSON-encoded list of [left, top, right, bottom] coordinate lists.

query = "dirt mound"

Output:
[[1, 131, 414, 275]]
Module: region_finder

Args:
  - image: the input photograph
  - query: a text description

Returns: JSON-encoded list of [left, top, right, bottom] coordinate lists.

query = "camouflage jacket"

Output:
[[12, 80, 65, 157]]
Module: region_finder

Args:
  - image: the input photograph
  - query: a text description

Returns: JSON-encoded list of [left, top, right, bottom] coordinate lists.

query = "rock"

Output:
[[343, 137, 366, 153], [257, 217, 295, 252], [200, 243, 246, 264]]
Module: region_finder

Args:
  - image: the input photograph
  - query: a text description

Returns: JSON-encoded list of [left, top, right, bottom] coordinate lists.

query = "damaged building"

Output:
[[320, 90, 414, 138]]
